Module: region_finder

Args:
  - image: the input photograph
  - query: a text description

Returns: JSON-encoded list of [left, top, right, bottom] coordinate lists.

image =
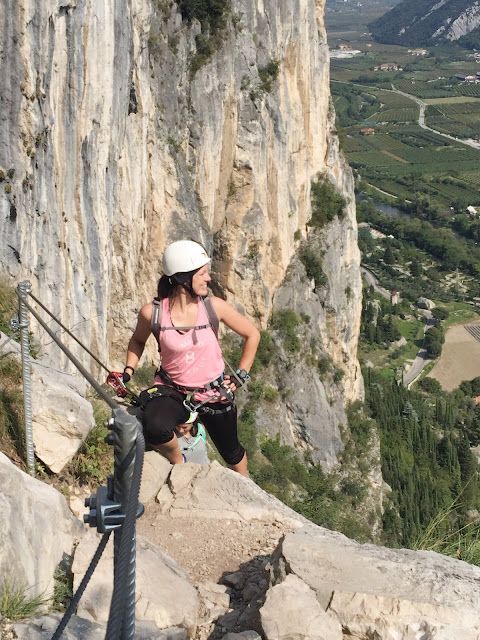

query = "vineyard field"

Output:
[[374, 108, 419, 122], [327, 9, 480, 210]]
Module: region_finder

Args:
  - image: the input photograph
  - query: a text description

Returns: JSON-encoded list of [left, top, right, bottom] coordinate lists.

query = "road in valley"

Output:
[[332, 79, 480, 151], [360, 266, 435, 387], [402, 309, 436, 388], [360, 266, 391, 300], [391, 86, 480, 150]]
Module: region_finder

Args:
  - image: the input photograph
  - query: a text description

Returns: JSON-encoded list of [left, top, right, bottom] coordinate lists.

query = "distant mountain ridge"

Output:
[[370, 0, 480, 46]]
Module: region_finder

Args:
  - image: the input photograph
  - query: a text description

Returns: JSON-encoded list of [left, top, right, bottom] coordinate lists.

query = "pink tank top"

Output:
[[153, 297, 225, 402]]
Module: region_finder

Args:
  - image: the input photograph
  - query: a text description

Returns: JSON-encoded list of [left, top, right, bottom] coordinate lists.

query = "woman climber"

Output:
[[175, 420, 209, 465], [121, 239, 260, 476]]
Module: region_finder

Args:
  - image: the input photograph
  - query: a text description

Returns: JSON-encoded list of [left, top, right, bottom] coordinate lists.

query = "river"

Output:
[[356, 192, 410, 219]]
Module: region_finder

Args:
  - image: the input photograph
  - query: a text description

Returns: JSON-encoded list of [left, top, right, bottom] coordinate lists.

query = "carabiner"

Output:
[[182, 392, 199, 423]]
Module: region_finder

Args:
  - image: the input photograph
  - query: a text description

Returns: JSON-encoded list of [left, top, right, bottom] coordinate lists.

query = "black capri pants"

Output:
[[141, 393, 245, 466]]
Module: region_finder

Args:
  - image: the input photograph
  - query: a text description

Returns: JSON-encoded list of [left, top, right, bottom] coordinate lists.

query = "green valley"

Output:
[[327, 1, 480, 213]]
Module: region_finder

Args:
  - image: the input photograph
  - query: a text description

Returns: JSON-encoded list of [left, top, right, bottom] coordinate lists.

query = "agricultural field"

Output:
[[393, 79, 451, 100], [375, 108, 419, 123], [326, 5, 480, 211], [344, 124, 480, 207], [342, 120, 480, 206], [426, 101, 480, 139], [456, 84, 480, 98], [428, 319, 480, 392]]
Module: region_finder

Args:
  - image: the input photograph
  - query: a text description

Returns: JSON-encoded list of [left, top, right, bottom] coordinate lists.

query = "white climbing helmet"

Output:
[[162, 240, 210, 276]]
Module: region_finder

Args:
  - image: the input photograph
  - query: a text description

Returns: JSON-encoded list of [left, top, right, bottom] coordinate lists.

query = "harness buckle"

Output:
[[182, 393, 199, 424]]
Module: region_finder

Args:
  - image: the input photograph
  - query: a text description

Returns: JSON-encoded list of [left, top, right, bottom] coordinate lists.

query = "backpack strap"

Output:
[[151, 298, 162, 345], [201, 296, 219, 338]]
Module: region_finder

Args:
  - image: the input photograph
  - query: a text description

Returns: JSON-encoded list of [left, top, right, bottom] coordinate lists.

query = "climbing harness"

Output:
[[13, 283, 144, 640], [155, 366, 236, 417], [139, 377, 235, 425]]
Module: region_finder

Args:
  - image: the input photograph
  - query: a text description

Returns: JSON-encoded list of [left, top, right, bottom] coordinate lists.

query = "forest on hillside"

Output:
[[369, 0, 480, 46]]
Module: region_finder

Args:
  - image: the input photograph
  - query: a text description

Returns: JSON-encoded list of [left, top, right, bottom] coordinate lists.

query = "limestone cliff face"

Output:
[[0, 0, 363, 466]]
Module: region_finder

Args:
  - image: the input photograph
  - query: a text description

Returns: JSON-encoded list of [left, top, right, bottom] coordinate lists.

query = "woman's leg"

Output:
[[142, 395, 189, 465], [202, 405, 247, 476], [228, 452, 248, 476], [153, 433, 183, 464]]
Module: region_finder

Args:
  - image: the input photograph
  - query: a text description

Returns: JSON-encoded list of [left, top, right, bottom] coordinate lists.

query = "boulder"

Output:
[[260, 574, 342, 640], [0, 331, 95, 473], [417, 297, 435, 310], [72, 530, 198, 635], [329, 590, 480, 639], [0, 452, 82, 598], [197, 580, 230, 609], [31, 363, 95, 473], [139, 451, 171, 504], [167, 461, 308, 527], [270, 524, 480, 610]]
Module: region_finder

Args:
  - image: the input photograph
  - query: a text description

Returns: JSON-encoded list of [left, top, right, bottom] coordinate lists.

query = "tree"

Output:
[[410, 261, 422, 277], [432, 307, 449, 321], [419, 377, 442, 394], [426, 339, 442, 358], [425, 326, 445, 358], [384, 244, 395, 265]]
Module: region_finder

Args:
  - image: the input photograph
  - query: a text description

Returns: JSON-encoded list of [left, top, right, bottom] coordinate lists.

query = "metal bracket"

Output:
[[17, 280, 32, 298], [84, 481, 144, 534], [9, 317, 29, 331], [84, 485, 124, 533]]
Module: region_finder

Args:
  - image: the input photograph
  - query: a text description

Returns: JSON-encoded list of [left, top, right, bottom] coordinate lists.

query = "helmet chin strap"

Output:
[[181, 281, 196, 298], [171, 269, 199, 298]]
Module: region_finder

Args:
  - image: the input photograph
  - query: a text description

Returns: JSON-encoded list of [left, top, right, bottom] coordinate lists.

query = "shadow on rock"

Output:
[[206, 554, 271, 640]]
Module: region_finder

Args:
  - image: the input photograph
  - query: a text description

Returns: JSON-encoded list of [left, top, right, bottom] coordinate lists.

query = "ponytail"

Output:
[[157, 274, 176, 300]]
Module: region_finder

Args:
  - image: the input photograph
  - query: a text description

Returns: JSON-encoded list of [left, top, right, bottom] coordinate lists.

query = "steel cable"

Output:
[[15, 291, 145, 638], [19, 296, 117, 409], [51, 532, 112, 640], [28, 292, 111, 374], [26, 292, 139, 404], [105, 431, 145, 640]]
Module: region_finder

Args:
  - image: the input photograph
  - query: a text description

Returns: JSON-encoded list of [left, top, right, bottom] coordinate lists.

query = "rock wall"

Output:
[[0, 0, 363, 466]]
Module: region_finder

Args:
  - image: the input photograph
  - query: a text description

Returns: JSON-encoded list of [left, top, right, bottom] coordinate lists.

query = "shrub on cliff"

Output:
[[299, 245, 327, 287], [309, 173, 346, 228], [272, 309, 301, 353], [179, 0, 229, 33], [258, 60, 279, 93]]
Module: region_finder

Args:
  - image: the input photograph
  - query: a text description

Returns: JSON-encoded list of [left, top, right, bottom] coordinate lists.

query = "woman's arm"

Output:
[[211, 296, 260, 374], [125, 302, 153, 371]]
